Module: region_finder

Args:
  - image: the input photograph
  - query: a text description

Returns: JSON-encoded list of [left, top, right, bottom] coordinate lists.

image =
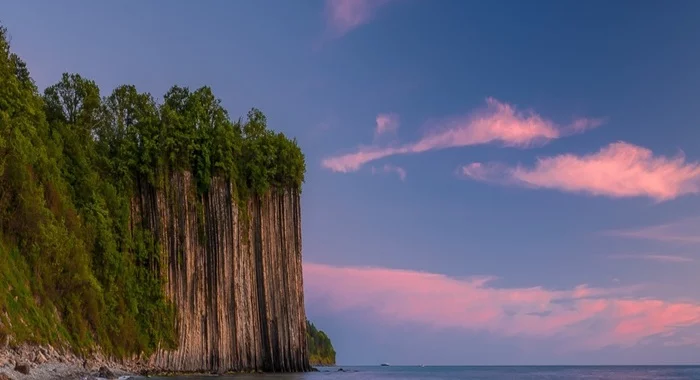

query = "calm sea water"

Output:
[[147, 365, 700, 380]]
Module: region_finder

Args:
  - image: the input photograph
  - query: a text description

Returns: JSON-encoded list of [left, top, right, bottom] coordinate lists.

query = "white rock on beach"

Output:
[[33, 352, 46, 364]]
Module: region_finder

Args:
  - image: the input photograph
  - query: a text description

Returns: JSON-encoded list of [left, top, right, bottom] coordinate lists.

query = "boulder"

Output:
[[13, 363, 29, 375], [97, 366, 116, 379]]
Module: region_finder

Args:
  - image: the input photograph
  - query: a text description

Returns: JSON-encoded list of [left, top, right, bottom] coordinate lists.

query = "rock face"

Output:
[[130, 172, 309, 373]]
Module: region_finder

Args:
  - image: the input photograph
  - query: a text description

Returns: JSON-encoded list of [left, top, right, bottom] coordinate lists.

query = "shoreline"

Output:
[[0, 345, 137, 380], [0, 344, 319, 379]]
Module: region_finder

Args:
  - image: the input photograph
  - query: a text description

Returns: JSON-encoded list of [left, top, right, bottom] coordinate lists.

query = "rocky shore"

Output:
[[0, 345, 138, 380]]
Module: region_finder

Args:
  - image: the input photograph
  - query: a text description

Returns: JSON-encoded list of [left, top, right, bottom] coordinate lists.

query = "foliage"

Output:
[[306, 320, 336, 366], [0, 25, 305, 358]]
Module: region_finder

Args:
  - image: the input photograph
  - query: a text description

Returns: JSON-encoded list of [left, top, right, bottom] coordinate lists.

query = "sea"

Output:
[[147, 365, 700, 380]]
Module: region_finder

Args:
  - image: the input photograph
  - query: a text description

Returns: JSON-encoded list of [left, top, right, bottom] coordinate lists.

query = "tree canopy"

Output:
[[0, 25, 306, 357]]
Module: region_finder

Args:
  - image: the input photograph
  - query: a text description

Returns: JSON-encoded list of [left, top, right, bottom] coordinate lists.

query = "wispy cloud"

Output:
[[604, 217, 700, 244], [375, 113, 399, 137], [461, 142, 700, 202], [608, 254, 694, 263], [304, 262, 700, 350], [322, 97, 602, 173], [371, 164, 407, 181], [324, 0, 393, 39]]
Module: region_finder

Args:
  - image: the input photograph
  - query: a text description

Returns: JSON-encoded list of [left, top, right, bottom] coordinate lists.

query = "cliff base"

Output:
[[0, 345, 135, 380]]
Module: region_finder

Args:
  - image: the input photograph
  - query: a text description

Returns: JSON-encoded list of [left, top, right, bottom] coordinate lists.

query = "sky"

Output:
[[3, 0, 700, 366]]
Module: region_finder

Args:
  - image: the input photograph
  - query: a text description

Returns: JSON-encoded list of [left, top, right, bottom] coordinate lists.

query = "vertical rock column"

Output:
[[140, 172, 309, 373]]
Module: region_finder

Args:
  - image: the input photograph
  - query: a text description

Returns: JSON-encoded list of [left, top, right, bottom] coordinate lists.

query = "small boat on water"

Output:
[[380, 363, 390, 366]]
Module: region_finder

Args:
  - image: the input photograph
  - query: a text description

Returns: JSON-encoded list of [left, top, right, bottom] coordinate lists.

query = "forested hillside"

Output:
[[306, 321, 336, 366], [0, 24, 305, 359]]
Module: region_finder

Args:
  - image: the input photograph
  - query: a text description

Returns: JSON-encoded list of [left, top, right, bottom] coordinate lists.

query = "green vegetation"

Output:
[[306, 320, 336, 366], [0, 25, 305, 358]]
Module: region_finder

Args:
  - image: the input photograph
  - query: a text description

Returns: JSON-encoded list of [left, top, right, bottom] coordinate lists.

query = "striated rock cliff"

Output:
[[129, 171, 310, 373], [0, 25, 311, 376]]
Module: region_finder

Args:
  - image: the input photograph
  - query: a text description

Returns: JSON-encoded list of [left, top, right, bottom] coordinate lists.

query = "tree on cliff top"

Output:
[[0, 24, 306, 358], [307, 321, 336, 366]]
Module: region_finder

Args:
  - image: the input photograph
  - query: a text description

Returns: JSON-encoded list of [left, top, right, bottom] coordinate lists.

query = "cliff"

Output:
[[130, 172, 310, 373], [0, 24, 311, 376]]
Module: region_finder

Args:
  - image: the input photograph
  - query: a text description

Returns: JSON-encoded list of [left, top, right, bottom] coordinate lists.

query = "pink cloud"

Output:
[[461, 141, 700, 201], [324, 0, 392, 38], [322, 97, 602, 173], [304, 262, 700, 349], [371, 164, 407, 181], [604, 217, 700, 243], [608, 254, 694, 263], [375, 113, 399, 137]]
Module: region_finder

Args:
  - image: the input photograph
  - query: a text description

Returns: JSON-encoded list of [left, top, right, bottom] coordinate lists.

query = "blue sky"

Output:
[[3, 0, 700, 365]]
